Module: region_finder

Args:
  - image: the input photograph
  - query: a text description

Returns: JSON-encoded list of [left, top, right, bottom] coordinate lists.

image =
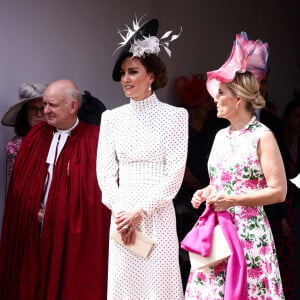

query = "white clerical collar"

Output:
[[56, 117, 79, 134], [46, 118, 79, 165]]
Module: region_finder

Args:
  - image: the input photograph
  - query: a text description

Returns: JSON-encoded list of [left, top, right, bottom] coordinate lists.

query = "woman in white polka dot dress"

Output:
[[96, 18, 188, 300]]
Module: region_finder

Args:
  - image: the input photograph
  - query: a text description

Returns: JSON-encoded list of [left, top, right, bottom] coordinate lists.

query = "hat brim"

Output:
[[1, 96, 43, 126], [112, 19, 159, 81]]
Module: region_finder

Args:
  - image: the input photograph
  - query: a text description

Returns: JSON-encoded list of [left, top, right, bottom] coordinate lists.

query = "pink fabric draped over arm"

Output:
[[181, 206, 248, 300]]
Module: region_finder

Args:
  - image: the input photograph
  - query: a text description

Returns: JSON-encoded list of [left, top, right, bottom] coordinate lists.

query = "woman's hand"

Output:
[[37, 203, 45, 224], [206, 192, 234, 212], [115, 209, 144, 245], [191, 186, 211, 209]]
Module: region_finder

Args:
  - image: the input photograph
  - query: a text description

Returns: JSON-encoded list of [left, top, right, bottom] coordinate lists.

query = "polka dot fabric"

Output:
[[97, 93, 188, 299]]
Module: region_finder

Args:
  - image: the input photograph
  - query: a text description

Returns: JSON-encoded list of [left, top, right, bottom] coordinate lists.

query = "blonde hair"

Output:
[[226, 71, 265, 111]]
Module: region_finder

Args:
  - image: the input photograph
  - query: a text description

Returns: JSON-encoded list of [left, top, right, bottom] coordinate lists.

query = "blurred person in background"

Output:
[[1, 83, 47, 187]]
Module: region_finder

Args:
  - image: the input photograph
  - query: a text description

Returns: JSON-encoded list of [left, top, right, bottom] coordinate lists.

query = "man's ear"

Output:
[[70, 100, 79, 114]]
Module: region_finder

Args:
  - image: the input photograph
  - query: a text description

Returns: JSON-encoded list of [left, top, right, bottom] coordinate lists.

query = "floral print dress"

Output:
[[6, 136, 23, 176], [185, 117, 285, 299]]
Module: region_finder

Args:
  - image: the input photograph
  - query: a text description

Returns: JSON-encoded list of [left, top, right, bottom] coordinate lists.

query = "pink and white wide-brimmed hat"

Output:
[[206, 32, 269, 98]]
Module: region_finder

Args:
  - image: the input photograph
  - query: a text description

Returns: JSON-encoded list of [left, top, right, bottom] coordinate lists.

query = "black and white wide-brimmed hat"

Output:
[[112, 16, 182, 81]]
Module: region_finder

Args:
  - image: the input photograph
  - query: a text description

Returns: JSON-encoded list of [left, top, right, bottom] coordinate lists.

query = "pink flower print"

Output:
[[262, 277, 270, 290], [244, 128, 252, 134], [245, 178, 259, 189], [260, 244, 270, 255], [197, 272, 206, 282], [221, 171, 232, 184], [272, 278, 281, 296], [248, 266, 263, 279], [234, 164, 240, 170], [213, 261, 226, 276], [263, 261, 272, 275], [272, 281, 280, 295], [235, 168, 243, 177], [240, 207, 259, 218], [187, 272, 193, 284], [264, 218, 271, 228], [247, 157, 254, 166], [258, 179, 267, 188], [214, 184, 222, 192], [241, 239, 253, 250]]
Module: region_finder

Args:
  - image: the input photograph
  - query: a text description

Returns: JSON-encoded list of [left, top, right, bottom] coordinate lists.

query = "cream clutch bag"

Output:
[[112, 230, 155, 258], [189, 225, 231, 270]]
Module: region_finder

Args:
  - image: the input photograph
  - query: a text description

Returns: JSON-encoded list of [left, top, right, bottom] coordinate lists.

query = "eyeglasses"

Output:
[[28, 106, 44, 115]]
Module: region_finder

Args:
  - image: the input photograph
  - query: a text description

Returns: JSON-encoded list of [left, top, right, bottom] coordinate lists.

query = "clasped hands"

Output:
[[191, 186, 232, 212], [115, 209, 144, 245]]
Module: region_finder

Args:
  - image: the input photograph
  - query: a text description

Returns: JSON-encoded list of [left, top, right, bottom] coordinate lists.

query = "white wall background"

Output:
[[0, 0, 299, 231]]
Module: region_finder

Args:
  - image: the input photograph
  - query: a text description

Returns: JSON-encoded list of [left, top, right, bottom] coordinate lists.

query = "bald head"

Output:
[[44, 79, 82, 107], [43, 79, 82, 130]]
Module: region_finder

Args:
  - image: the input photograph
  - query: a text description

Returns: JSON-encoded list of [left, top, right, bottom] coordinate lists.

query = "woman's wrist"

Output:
[[137, 208, 147, 218], [130, 208, 146, 227], [206, 185, 213, 195], [229, 195, 238, 206]]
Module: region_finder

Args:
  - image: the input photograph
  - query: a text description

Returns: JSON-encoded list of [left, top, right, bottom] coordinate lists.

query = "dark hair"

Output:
[[15, 103, 31, 137], [139, 54, 168, 90]]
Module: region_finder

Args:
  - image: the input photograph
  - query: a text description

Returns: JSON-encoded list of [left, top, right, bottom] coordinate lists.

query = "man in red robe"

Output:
[[0, 79, 110, 300]]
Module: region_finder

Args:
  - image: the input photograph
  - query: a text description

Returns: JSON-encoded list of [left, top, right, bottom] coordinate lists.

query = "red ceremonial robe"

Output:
[[0, 121, 110, 300]]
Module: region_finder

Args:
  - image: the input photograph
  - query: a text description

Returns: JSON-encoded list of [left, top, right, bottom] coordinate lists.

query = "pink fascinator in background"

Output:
[[175, 73, 210, 107], [206, 32, 269, 98]]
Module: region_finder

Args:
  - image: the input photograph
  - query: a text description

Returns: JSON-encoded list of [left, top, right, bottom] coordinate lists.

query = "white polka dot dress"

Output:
[[97, 93, 188, 300]]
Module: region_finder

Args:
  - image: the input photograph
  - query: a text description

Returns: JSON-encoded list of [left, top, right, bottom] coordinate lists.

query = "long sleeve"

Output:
[[141, 108, 188, 216], [96, 110, 121, 214]]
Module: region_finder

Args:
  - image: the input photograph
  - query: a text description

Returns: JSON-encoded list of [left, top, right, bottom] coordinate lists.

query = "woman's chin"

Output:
[[123, 89, 133, 98], [216, 111, 223, 118]]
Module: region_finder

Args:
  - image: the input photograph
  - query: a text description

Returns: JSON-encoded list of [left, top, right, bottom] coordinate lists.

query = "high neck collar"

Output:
[[129, 93, 159, 112], [228, 116, 256, 135]]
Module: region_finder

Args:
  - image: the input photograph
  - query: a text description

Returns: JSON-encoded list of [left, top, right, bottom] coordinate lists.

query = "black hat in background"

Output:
[[77, 90, 106, 126]]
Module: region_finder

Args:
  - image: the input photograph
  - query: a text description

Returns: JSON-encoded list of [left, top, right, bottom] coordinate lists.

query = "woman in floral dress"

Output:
[[185, 32, 286, 299]]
